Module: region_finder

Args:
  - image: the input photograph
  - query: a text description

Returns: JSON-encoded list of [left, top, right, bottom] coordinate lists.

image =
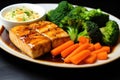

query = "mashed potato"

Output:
[[4, 6, 40, 22]]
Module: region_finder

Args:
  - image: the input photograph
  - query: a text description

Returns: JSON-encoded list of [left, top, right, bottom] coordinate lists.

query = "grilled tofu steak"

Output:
[[9, 21, 70, 58], [9, 25, 51, 58]]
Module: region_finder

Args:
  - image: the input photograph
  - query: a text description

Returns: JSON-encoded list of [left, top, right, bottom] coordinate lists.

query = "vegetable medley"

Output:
[[46, 1, 119, 46], [45, 1, 119, 65], [51, 36, 110, 64]]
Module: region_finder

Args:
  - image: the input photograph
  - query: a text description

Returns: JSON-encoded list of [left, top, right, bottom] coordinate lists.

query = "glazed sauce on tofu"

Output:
[[1, 30, 20, 51], [1, 29, 64, 63]]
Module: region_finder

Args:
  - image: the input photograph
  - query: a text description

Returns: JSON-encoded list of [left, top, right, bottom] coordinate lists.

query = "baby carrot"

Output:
[[70, 50, 91, 64], [84, 53, 97, 64], [101, 46, 110, 53], [94, 42, 102, 50], [51, 40, 74, 56], [64, 42, 90, 63], [88, 43, 95, 51], [78, 36, 90, 44], [91, 46, 110, 55], [97, 51, 108, 60], [61, 43, 79, 58]]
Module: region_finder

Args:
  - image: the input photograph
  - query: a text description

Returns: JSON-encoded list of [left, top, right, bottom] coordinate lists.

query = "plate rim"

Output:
[[0, 3, 120, 68]]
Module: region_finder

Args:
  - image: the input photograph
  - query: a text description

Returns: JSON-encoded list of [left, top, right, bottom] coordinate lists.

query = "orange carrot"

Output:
[[84, 53, 97, 64], [51, 40, 74, 56], [70, 50, 91, 64], [97, 51, 108, 60], [91, 46, 110, 55], [64, 42, 90, 63], [88, 43, 95, 51], [102, 46, 110, 53], [94, 42, 102, 50], [61, 43, 79, 58], [78, 36, 90, 44]]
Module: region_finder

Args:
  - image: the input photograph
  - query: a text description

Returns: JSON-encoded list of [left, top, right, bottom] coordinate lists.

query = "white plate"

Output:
[[0, 4, 120, 68]]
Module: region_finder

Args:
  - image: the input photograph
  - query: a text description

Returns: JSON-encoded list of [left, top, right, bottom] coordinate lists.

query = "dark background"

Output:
[[0, 0, 120, 19], [0, 0, 120, 80]]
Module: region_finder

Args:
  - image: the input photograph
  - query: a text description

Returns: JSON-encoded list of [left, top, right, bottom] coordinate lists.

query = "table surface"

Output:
[[0, 0, 120, 80]]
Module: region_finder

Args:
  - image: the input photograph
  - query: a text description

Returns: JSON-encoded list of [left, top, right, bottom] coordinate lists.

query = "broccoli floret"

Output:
[[59, 6, 87, 29], [59, 6, 87, 41], [46, 1, 74, 25], [80, 9, 109, 27], [78, 21, 103, 43], [59, 16, 82, 30], [46, 1, 119, 45], [100, 20, 120, 46]]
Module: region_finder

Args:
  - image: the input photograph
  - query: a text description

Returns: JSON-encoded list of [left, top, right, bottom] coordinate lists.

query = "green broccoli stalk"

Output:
[[77, 29, 89, 38], [100, 20, 120, 46], [46, 1, 74, 25], [67, 27, 78, 41]]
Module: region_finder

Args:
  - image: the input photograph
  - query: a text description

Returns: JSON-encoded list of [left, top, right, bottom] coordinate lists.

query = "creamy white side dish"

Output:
[[4, 6, 40, 22]]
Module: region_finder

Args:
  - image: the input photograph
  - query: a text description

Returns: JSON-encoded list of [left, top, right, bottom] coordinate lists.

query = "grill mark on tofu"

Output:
[[42, 27, 69, 39], [20, 32, 48, 47], [29, 21, 58, 33]]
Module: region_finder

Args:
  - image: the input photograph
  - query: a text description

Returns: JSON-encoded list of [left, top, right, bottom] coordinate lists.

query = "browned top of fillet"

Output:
[[29, 21, 69, 40], [10, 21, 70, 48], [10, 25, 51, 48], [29, 21, 58, 33]]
